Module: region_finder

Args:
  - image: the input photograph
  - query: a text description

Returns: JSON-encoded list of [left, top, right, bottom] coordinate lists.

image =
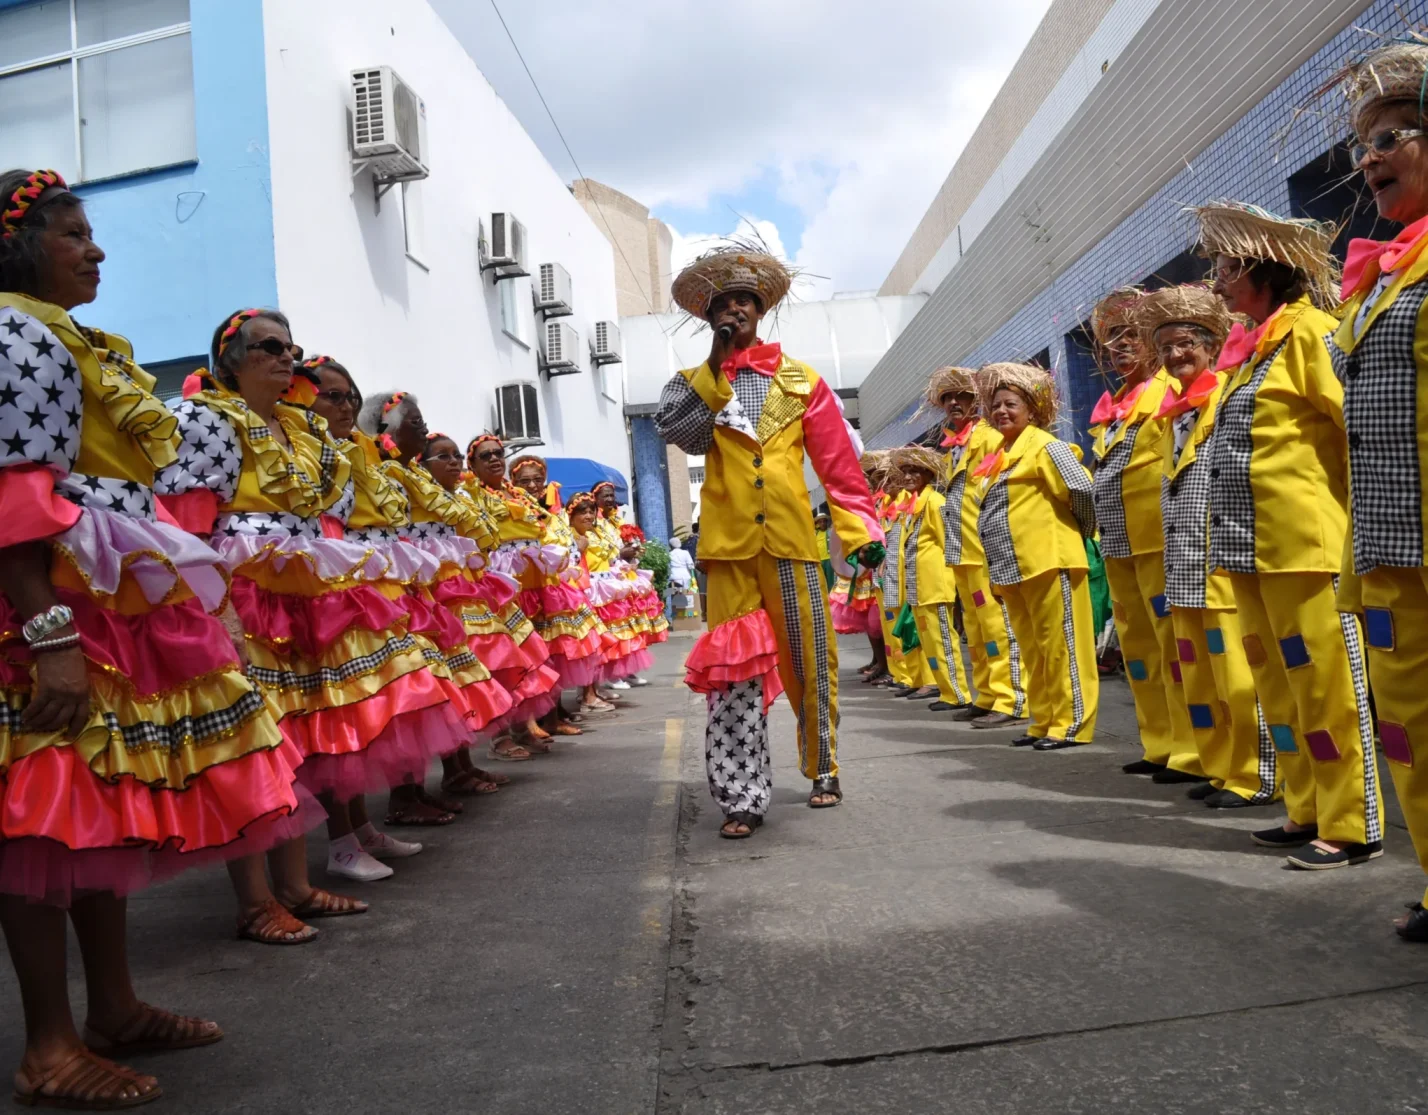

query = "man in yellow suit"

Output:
[[656, 247, 884, 839]]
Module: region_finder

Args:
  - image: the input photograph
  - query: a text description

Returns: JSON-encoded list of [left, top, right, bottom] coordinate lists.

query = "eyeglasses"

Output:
[[1157, 339, 1209, 356], [247, 338, 303, 361], [1351, 127, 1426, 165], [425, 451, 462, 463], [1212, 258, 1251, 285], [315, 389, 358, 408]]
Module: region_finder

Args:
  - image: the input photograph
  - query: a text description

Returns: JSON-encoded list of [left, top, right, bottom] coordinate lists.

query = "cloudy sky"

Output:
[[431, 0, 1055, 302]]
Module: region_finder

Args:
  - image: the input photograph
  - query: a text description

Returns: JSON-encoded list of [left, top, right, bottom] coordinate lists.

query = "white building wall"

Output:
[[261, 0, 629, 478]]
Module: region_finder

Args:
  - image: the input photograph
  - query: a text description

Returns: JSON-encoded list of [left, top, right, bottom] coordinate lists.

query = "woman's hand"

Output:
[[219, 605, 250, 668], [23, 642, 90, 738]]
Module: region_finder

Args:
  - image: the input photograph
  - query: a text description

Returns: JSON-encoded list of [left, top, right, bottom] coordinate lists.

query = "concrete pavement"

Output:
[[3, 634, 1428, 1113]]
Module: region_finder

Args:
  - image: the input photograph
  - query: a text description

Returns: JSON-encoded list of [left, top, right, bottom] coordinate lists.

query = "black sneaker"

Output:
[[1152, 768, 1210, 785], [1286, 841, 1383, 870], [1009, 735, 1038, 747], [1397, 903, 1428, 942], [1186, 782, 1219, 801], [1032, 738, 1080, 751], [1122, 759, 1166, 776], [1251, 824, 1318, 849]]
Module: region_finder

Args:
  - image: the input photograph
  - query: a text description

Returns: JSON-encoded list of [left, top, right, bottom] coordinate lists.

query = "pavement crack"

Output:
[[689, 978, 1428, 1083]]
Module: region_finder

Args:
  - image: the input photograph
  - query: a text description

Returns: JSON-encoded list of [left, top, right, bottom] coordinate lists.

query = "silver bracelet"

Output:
[[30, 632, 81, 653], [22, 604, 73, 645]]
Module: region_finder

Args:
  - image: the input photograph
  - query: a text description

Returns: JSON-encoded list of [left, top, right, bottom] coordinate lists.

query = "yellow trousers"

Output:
[[912, 602, 971, 706], [998, 568, 1099, 743], [1360, 567, 1428, 900], [1104, 553, 1201, 774], [706, 553, 838, 783], [881, 603, 932, 688], [1227, 572, 1382, 845], [952, 564, 1026, 717], [1170, 607, 1277, 802]]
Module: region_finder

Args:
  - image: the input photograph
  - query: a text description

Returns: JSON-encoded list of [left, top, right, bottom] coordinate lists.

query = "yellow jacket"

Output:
[[977, 425, 1095, 586], [656, 351, 881, 562], [941, 419, 1002, 567], [1206, 297, 1347, 575], [904, 485, 956, 606], [1090, 370, 1174, 558]]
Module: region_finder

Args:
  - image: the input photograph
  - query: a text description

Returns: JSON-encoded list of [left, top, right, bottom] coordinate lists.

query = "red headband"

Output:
[[301, 355, 334, 370], [2, 170, 69, 239], [565, 491, 598, 514], [217, 309, 264, 357]]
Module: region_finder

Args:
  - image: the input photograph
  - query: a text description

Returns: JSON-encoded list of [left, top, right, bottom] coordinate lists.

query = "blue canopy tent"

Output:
[[541, 458, 629, 505]]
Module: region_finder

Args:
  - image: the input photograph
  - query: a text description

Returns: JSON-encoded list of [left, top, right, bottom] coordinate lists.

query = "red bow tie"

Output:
[[1089, 379, 1148, 427], [721, 342, 782, 382], [1157, 371, 1219, 420], [939, 421, 977, 449], [972, 448, 1004, 479]]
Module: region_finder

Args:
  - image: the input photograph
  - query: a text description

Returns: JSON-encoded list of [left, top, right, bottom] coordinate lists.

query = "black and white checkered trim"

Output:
[[997, 595, 1027, 717], [1091, 424, 1143, 559], [0, 687, 266, 755], [1332, 278, 1428, 573], [656, 375, 716, 455], [941, 470, 971, 565], [1046, 440, 1096, 539], [1251, 699, 1278, 805], [1160, 433, 1216, 610], [246, 633, 421, 693], [1059, 570, 1089, 741], [1334, 574, 1382, 844], [882, 520, 904, 609], [777, 559, 835, 779], [977, 477, 1019, 586], [903, 511, 924, 607], [934, 603, 969, 704]]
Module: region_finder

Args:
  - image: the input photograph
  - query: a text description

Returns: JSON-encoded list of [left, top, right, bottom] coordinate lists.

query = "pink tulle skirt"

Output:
[[291, 700, 470, 803]]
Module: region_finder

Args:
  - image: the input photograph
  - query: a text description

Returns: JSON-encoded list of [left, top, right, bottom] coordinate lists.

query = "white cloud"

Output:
[[667, 216, 788, 278], [433, 0, 1054, 294]]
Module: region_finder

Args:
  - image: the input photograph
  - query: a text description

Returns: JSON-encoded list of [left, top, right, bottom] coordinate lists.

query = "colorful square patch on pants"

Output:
[[1112, 600, 1127, 622], [1177, 638, 1196, 664], [1169, 661, 1183, 684], [1270, 724, 1297, 753], [1242, 633, 1267, 667], [972, 590, 986, 608], [1364, 607, 1395, 651], [1279, 634, 1312, 670], [1304, 730, 1341, 761], [1205, 628, 1225, 655], [927, 657, 939, 672], [1380, 722, 1413, 767], [985, 641, 1000, 659], [1126, 658, 1148, 681], [1149, 594, 1170, 619], [1188, 703, 1215, 729]]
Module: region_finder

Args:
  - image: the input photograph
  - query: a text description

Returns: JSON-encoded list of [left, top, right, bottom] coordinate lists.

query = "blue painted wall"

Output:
[[629, 416, 673, 544], [75, 0, 275, 366]]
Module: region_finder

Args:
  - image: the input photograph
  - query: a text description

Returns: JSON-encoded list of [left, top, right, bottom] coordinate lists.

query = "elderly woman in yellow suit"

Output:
[[890, 444, 973, 713], [655, 246, 883, 837], [1197, 200, 1382, 870], [1322, 42, 1428, 932], [926, 366, 1026, 726], [1087, 289, 1202, 782], [974, 363, 1098, 750], [1136, 285, 1274, 812]]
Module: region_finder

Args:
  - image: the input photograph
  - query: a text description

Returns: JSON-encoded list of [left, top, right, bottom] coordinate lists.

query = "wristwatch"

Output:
[[22, 604, 74, 645]]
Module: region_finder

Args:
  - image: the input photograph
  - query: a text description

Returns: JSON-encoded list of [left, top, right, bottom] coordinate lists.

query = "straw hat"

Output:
[[1193, 201, 1339, 311], [1133, 284, 1233, 346], [924, 366, 978, 409], [892, 444, 947, 484], [979, 363, 1059, 430], [1331, 38, 1428, 128], [860, 449, 892, 486], [1090, 287, 1145, 344], [671, 247, 792, 320]]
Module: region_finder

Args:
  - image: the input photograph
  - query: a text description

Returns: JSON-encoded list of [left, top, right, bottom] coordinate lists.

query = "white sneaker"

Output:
[[358, 828, 423, 859], [607, 678, 632, 690], [628, 676, 650, 687], [327, 836, 394, 881]]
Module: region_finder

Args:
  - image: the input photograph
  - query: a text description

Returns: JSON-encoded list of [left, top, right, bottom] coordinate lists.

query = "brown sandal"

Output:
[[470, 766, 510, 786], [287, 887, 369, 919], [417, 786, 464, 814], [13, 1048, 160, 1109], [236, 898, 318, 945], [385, 799, 456, 826], [84, 1002, 223, 1057], [522, 736, 553, 754], [441, 771, 499, 795]]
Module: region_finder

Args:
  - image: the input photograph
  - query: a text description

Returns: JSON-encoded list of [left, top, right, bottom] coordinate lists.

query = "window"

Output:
[[688, 466, 705, 485], [145, 353, 206, 405], [400, 180, 427, 268], [599, 364, 619, 404], [496, 382, 541, 443], [0, 0, 195, 184], [499, 276, 531, 347]]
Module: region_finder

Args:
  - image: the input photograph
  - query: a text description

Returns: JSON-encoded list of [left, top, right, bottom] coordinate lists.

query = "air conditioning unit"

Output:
[[534, 263, 574, 317], [480, 213, 528, 275], [350, 67, 429, 181], [591, 320, 622, 365], [496, 382, 541, 443], [541, 321, 581, 376]]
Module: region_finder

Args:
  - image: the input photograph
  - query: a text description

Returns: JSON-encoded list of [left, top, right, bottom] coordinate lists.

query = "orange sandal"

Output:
[[286, 887, 369, 920], [236, 899, 318, 945], [13, 1048, 160, 1109], [84, 1003, 223, 1057]]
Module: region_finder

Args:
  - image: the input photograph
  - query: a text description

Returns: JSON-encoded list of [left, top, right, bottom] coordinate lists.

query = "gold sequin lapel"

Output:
[[755, 357, 813, 444]]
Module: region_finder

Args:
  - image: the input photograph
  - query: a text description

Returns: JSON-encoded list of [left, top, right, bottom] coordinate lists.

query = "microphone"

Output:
[[717, 324, 734, 342]]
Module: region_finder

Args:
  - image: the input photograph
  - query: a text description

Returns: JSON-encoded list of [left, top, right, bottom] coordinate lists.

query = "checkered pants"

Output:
[[700, 553, 839, 816]]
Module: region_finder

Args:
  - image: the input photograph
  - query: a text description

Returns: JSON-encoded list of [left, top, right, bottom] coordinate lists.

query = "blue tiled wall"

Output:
[[879, 0, 1428, 451]]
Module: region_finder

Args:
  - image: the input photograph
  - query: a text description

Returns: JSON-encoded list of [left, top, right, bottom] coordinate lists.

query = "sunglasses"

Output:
[[1352, 126, 1426, 166], [315, 388, 359, 408], [473, 449, 504, 463], [247, 338, 303, 361]]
